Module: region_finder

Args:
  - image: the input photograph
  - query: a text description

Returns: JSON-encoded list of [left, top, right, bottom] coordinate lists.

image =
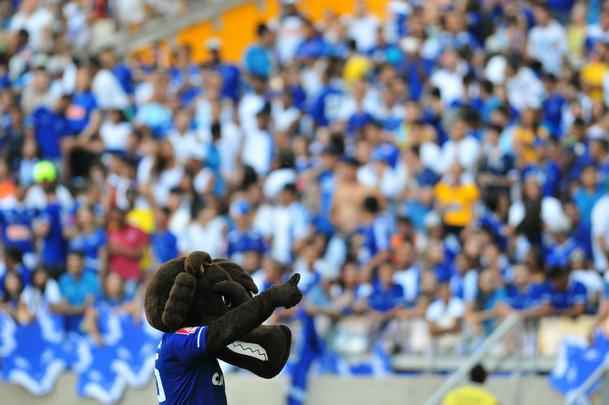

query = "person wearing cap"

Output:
[[33, 166, 69, 278], [226, 198, 266, 272], [26, 160, 74, 209]]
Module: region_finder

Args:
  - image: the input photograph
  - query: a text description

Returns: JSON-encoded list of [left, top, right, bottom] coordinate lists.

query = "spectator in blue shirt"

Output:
[[243, 22, 275, 79], [465, 269, 508, 337], [226, 199, 266, 272], [31, 94, 72, 162], [355, 195, 391, 272], [151, 207, 179, 266], [573, 165, 604, 256], [541, 73, 566, 139], [543, 266, 587, 317], [367, 263, 404, 314], [58, 251, 100, 332], [504, 265, 547, 317], [34, 169, 69, 276], [0, 183, 39, 256], [309, 65, 343, 127], [67, 206, 107, 273], [205, 39, 242, 103], [3, 248, 32, 287], [67, 65, 100, 136], [82, 272, 137, 345]]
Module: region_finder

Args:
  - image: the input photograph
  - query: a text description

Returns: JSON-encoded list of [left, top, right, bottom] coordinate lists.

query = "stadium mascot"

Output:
[[145, 251, 302, 404]]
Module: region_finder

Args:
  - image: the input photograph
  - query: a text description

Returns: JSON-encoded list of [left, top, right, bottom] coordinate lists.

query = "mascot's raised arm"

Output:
[[144, 251, 303, 405]]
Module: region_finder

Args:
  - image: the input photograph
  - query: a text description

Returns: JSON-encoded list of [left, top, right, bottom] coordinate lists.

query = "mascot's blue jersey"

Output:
[[154, 326, 227, 405]]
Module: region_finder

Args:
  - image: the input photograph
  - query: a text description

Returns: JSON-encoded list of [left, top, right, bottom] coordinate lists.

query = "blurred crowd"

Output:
[[2, 0, 609, 363]]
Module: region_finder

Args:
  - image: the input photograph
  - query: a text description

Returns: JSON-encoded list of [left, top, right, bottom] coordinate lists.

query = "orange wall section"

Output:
[[173, 0, 389, 63]]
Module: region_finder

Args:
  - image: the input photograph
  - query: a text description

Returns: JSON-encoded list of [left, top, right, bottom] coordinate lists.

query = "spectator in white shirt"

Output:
[[242, 102, 274, 175], [199, 114, 242, 180], [505, 54, 544, 112], [357, 148, 405, 199], [527, 3, 567, 75], [275, 0, 305, 64], [426, 282, 465, 353], [179, 199, 226, 258], [239, 74, 267, 133], [168, 110, 201, 164], [264, 150, 297, 200], [9, 0, 52, 51], [265, 183, 310, 265], [348, 0, 380, 52], [92, 52, 129, 110], [20, 267, 62, 316], [440, 117, 480, 174], [430, 48, 465, 106], [100, 109, 133, 153], [272, 90, 300, 133], [195, 72, 233, 130]]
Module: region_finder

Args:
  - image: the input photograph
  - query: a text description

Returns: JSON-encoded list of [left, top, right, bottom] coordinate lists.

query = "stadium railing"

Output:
[[422, 314, 522, 405]]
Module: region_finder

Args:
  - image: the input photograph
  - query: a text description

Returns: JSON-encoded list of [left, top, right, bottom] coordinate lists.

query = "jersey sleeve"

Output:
[[168, 326, 210, 363]]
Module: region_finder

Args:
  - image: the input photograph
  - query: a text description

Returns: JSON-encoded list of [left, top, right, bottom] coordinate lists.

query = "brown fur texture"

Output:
[[145, 251, 256, 333]]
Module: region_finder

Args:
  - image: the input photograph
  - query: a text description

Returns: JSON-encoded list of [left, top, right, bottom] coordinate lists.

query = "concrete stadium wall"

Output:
[[0, 373, 566, 405]]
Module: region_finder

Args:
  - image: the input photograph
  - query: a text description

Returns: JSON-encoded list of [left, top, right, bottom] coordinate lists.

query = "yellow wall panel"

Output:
[[151, 0, 389, 63]]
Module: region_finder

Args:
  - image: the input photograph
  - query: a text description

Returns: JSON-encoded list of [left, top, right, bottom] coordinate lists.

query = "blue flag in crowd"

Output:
[[75, 339, 127, 405], [0, 311, 70, 396], [112, 313, 161, 388], [74, 309, 161, 404], [550, 332, 609, 402]]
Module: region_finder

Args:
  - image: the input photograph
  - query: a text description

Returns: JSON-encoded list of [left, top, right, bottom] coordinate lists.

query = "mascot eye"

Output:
[[221, 295, 232, 309]]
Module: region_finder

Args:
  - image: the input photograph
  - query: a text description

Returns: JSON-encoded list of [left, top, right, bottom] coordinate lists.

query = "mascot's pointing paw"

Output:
[[144, 251, 303, 405]]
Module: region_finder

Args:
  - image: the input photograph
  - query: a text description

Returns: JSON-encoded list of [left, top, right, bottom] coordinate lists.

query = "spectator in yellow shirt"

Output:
[[443, 364, 499, 405], [580, 43, 609, 103], [434, 163, 480, 234]]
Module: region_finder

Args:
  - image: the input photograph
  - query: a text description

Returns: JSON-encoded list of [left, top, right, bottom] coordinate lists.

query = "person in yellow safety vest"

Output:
[[443, 364, 499, 405]]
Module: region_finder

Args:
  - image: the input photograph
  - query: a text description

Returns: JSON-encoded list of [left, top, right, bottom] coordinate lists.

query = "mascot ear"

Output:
[[185, 251, 212, 275], [161, 252, 211, 330], [161, 272, 197, 331]]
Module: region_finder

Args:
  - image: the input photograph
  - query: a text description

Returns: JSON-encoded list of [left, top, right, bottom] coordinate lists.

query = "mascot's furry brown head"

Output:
[[145, 251, 302, 378]]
